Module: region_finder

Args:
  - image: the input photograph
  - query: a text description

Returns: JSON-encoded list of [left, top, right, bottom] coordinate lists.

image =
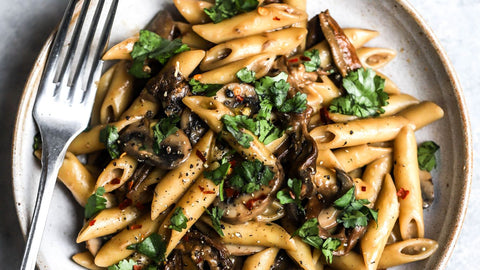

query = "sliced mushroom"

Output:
[[319, 10, 362, 77], [419, 170, 434, 208], [306, 14, 323, 49], [213, 83, 259, 115], [217, 161, 284, 224], [120, 119, 192, 170], [180, 108, 209, 145], [145, 10, 178, 40], [146, 66, 190, 117], [336, 168, 354, 196]]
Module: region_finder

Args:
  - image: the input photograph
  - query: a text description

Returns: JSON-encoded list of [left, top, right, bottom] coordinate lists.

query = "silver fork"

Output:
[[20, 0, 119, 269]]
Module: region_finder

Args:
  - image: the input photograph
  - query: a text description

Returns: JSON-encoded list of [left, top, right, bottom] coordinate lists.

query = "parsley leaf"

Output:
[[84, 187, 107, 219], [189, 79, 223, 97], [417, 141, 440, 172], [99, 125, 121, 159], [130, 30, 190, 78], [292, 219, 340, 264], [127, 233, 166, 263], [303, 49, 321, 72], [222, 115, 255, 148], [279, 92, 308, 113], [236, 67, 256, 83], [205, 206, 225, 237], [169, 207, 188, 232], [152, 116, 180, 155], [329, 68, 389, 118], [334, 187, 378, 228], [204, 158, 231, 201], [229, 159, 274, 194], [204, 0, 259, 23], [107, 259, 137, 270], [276, 178, 304, 212]]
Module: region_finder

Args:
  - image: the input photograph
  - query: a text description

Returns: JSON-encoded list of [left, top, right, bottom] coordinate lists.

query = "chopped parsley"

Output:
[[222, 114, 255, 148], [84, 187, 107, 219], [292, 218, 341, 264], [33, 133, 42, 151], [334, 187, 378, 228], [278, 92, 308, 113], [189, 79, 223, 97], [204, 158, 231, 201], [417, 141, 440, 172], [127, 233, 166, 263], [169, 207, 188, 232], [205, 206, 225, 237], [152, 116, 180, 155], [329, 68, 389, 118], [99, 125, 121, 159], [204, 0, 259, 23], [303, 49, 321, 72], [107, 259, 137, 270], [129, 30, 190, 78], [236, 67, 256, 83], [229, 159, 274, 194], [276, 178, 304, 212]]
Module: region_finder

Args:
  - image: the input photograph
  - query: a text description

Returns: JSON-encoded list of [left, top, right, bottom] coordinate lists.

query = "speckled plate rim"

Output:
[[11, 0, 472, 269]]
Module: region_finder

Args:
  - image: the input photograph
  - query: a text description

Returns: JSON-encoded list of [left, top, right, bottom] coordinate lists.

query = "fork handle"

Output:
[[20, 144, 69, 270]]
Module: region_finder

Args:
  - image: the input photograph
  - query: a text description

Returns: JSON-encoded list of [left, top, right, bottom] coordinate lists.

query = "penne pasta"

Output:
[[102, 34, 138, 61], [397, 101, 444, 130], [91, 64, 116, 125], [377, 238, 439, 268], [356, 47, 397, 70], [174, 0, 213, 24], [333, 144, 391, 172], [242, 247, 279, 270], [356, 155, 393, 205], [57, 152, 96, 206], [95, 155, 138, 193], [286, 236, 318, 270], [161, 49, 206, 78], [72, 252, 105, 270]]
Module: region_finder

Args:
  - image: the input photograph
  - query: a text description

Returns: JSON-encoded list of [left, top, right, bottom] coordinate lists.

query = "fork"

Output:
[[20, 0, 119, 269]]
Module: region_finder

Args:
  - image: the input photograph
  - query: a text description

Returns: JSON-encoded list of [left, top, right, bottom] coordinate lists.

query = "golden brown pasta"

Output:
[[377, 238, 439, 268], [242, 247, 279, 270], [333, 144, 391, 172], [72, 252, 105, 270], [397, 101, 444, 130], [356, 47, 397, 70]]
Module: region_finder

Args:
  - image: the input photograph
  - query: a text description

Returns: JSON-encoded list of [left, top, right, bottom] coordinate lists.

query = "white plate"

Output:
[[12, 0, 472, 269]]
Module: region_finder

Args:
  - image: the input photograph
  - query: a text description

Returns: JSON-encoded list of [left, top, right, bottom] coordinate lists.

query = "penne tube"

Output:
[[377, 238, 439, 268], [119, 90, 160, 120], [208, 219, 296, 250], [310, 116, 411, 150], [242, 247, 280, 270], [333, 144, 391, 172], [265, 133, 288, 154], [183, 96, 234, 133], [317, 148, 343, 169], [328, 94, 420, 123], [94, 211, 168, 267], [375, 70, 400, 94], [95, 155, 138, 193], [76, 206, 142, 243], [91, 64, 116, 125], [158, 176, 219, 257], [307, 28, 379, 69], [161, 49, 206, 78], [68, 116, 142, 155], [356, 47, 397, 70], [182, 28, 213, 50], [201, 28, 307, 71], [174, 0, 213, 24], [330, 251, 366, 270], [357, 155, 393, 205], [99, 61, 135, 124], [197, 53, 276, 85], [193, 4, 308, 44], [394, 126, 424, 239], [360, 174, 400, 270], [304, 75, 342, 107], [102, 34, 138, 60], [397, 101, 444, 130], [150, 130, 215, 219], [72, 252, 105, 270], [284, 0, 306, 11], [286, 236, 318, 270], [225, 244, 266, 256], [57, 152, 96, 206]]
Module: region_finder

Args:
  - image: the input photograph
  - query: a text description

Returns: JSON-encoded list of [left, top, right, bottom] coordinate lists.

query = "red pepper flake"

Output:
[[273, 16, 280, 21], [133, 265, 142, 270], [193, 74, 202, 80], [397, 188, 410, 199], [245, 194, 267, 210], [89, 219, 96, 226], [235, 95, 244, 102], [127, 180, 134, 191], [183, 234, 190, 242], [118, 198, 132, 210], [199, 185, 215, 194], [229, 160, 237, 167], [129, 224, 143, 230], [288, 57, 299, 63], [109, 178, 121, 185], [196, 150, 207, 162], [135, 202, 145, 211], [224, 188, 238, 198], [320, 107, 332, 125], [300, 56, 311, 61], [361, 186, 367, 192]]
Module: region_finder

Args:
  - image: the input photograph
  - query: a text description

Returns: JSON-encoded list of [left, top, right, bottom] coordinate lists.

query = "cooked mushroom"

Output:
[[306, 14, 323, 49], [120, 119, 192, 169], [169, 230, 234, 270], [146, 66, 190, 117], [419, 170, 434, 208], [145, 10, 178, 40], [336, 168, 354, 196], [180, 108, 209, 145], [319, 10, 362, 77], [213, 83, 260, 115]]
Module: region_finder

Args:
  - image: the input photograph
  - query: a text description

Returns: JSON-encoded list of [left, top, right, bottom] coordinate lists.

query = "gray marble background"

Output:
[[0, 0, 477, 268]]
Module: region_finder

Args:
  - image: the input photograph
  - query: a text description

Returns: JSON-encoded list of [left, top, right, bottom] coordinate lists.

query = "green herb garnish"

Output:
[[204, 0, 259, 23], [303, 49, 321, 72], [84, 187, 107, 219], [189, 79, 223, 97], [152, 116, 180, 155], [99, 125, 121, 159], [334, 187, 378, 228], [205, 206, 225, 237], [229, 159, 274, 194], [169, 207, 188, 232], [417, 141, 440, 172], [127, 233, 166, 263]]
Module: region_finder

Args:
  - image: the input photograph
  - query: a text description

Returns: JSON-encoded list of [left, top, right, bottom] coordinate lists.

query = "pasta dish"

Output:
[[32, 0, 444, 269]]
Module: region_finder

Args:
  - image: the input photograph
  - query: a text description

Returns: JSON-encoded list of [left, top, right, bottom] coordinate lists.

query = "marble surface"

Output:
[[0, 0, 477, 268]]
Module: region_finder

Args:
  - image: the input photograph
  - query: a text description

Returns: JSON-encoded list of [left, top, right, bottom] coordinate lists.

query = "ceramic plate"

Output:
[[12, 0, 472, 269]]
